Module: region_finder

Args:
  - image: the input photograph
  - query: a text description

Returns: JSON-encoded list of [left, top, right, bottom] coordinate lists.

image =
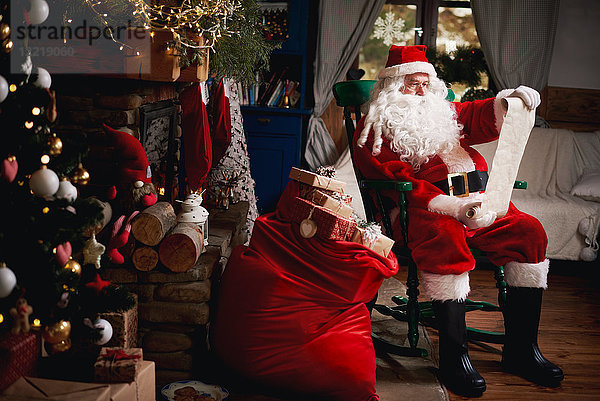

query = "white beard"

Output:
[[359, 88, 463, 171]]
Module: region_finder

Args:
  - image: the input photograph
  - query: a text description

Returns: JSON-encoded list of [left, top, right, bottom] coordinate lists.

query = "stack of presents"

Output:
[[0, 299, 155, 401], [288, 166, 394, 256]]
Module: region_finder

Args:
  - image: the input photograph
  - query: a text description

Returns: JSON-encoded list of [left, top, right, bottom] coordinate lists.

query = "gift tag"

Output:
[[300, 218, 317, 238]]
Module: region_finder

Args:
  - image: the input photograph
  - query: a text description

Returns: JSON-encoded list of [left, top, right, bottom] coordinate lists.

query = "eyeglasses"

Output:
[[404, 81, 430, 91]]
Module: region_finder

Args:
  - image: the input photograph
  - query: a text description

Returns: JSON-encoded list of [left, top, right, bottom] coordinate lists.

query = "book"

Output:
[[289, 85, 301, 107], [258, 71, 278, 105], [254, 82, 260, 104], [261, 66, 289, 106], [267, 80, 284, 106]]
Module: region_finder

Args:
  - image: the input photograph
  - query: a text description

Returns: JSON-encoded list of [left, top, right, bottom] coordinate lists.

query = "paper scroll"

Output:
[[478, 97, 535, 218]]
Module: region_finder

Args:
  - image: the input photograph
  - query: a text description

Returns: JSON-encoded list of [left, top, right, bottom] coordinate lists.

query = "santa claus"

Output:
[[353, 45, 563, 397]]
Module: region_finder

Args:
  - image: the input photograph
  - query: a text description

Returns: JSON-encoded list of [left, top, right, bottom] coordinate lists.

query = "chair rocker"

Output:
[[333, 80, 519, 357]]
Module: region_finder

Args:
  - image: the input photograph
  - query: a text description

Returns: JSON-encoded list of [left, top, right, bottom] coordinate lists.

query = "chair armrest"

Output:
[[360, 179, 524, 191], [360, 180, 413, 192], [513, 180, 527, 189]]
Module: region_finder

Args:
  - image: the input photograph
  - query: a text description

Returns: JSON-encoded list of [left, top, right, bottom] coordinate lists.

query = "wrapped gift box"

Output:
[[0, 361, 154, 401], [0, 376, 110, 401], [350, 226, 395, 258], [289, 167, 346, 193], [98, 295, 138, 348], [0, 332, 41, 391], [94, 347, 143, 383], [291, 197, 357, 241], [298, 182, 339, 202], [110, 381, 136, 401], [134, 360, 155, 401], [308, 190, 354, 219]]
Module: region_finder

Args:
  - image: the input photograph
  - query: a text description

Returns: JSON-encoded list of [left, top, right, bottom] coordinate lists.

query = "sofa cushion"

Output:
[[570, 170, 600, 202]]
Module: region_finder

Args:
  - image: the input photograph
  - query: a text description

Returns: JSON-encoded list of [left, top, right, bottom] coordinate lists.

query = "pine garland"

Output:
[[58, 0, 277, 85], [209, 0, 279, 85]]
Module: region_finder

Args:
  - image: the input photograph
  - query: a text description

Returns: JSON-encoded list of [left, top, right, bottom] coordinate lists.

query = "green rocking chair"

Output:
[[332, 79, 522, 357]]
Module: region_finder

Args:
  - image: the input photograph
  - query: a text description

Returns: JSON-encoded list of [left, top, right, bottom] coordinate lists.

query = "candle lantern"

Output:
[[176, 192, 209, 246]]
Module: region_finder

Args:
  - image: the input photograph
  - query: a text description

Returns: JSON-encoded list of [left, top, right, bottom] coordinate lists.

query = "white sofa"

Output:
[[474, 128, 600, 262]]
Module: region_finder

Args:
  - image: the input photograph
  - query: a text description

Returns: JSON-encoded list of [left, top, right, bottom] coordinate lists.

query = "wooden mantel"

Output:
[[28, 29, 208, 83]]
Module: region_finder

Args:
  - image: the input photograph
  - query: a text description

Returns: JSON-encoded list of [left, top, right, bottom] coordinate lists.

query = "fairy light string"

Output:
[[63, 0, 244, 57]]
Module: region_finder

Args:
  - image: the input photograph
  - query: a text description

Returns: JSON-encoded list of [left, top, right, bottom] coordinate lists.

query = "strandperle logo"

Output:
[[10, 1, 151, 75], [15, 19, 148, 47]]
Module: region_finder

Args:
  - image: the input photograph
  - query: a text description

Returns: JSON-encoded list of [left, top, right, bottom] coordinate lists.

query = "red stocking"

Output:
[[180, 83, 212, 192], [209, 78, 232, 168]]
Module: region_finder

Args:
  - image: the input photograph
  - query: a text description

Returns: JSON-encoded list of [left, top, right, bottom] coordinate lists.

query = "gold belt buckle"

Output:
[[447, 172, 469, 197]]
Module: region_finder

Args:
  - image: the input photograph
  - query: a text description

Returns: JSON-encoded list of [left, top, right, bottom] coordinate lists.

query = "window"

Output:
[[359, 3, 420, 80], [358, 0, 489, 101]]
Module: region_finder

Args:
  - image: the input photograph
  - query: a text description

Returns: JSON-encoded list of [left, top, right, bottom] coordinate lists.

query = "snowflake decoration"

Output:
[[373, 11, 408, 46]]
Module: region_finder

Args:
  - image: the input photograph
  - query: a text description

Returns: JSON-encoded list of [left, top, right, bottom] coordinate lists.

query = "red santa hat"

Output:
[[102, 123, 152, 187], [378, 45, 437, 79]]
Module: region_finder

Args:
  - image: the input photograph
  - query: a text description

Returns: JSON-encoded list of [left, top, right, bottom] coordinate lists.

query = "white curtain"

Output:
[[471, 0, 560, 92], [304, 0, 385, 171]]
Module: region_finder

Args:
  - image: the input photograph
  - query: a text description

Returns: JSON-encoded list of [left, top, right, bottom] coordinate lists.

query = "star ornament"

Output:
[[83, 234, 105, 269], [85, 273, 111, 295]]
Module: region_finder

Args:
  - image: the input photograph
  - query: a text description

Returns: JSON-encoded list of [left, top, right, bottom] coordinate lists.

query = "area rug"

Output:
[[372, 276, 448, 401]]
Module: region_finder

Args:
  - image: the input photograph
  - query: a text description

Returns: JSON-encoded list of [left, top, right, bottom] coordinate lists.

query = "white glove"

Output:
[[428, 194, 497, 229], [508, 85, 541, 110]]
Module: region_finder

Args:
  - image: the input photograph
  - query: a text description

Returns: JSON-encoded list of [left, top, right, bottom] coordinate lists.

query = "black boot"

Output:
[[502, 286, 564, 387], [433, 300, 486, 397]]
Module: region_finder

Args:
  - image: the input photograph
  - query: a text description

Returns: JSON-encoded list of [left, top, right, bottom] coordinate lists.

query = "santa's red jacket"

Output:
[[353, 97, 547, 276]]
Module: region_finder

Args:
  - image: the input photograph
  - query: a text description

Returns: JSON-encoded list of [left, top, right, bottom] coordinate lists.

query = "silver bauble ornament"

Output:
[[29, 165, 59, 197], [28, 0, 50, 25], [33, 67, 51, 89], [0, 75, 7, 103], [0, 262, 17, 298], [55, 178, 77, 202], [93, 318, 113, 345]]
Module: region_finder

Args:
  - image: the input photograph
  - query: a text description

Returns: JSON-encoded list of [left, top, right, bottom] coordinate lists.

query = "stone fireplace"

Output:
[[50, 74, 249, 388], [51, 75, 183, 202]]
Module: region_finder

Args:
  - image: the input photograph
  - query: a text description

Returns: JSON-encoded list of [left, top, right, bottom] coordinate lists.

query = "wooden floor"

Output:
[[413, 259, 600, 401]]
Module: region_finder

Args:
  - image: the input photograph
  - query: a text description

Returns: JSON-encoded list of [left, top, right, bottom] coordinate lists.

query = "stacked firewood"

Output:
[[127, 202, 204, 272]]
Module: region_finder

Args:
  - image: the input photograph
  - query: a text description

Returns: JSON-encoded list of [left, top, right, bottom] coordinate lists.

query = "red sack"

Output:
[[212, 181, 398, 401], [180, 83, 212, 192]]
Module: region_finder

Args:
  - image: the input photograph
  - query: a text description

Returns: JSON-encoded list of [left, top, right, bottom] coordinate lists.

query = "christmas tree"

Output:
[[0, 0, 133, 352]]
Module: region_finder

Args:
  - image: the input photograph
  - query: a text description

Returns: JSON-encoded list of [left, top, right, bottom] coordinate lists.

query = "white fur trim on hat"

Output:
[[378, 61, 437, 79], [504, 259, 549, 289], [420, 271, 470, 301]]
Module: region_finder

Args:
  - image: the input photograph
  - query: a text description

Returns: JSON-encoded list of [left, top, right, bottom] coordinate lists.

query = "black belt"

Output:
[[433, 170, 488, 197]]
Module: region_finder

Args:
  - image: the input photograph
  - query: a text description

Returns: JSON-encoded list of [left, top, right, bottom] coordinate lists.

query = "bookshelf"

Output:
[[241, 0, 315, 214]]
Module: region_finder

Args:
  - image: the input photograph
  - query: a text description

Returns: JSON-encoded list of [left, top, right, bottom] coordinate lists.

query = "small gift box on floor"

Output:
[[1, 376, 111, 401], [291, 197, 357, 241], [0, 332, 41, 391], [94, 347, 143, 383], [350, 223, 395, 258]]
